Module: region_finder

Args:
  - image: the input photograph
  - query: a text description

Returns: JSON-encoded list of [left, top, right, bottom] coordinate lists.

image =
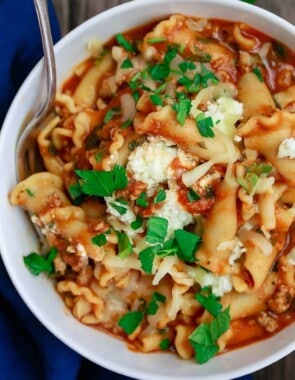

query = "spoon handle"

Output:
[[33, 0, 56, 117]]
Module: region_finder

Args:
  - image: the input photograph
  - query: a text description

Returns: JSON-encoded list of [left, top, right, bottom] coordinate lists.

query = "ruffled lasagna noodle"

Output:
[[10, 15, 295, 363]]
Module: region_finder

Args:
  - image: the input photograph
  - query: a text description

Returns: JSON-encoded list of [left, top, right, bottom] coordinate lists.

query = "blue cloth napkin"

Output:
[[0, 1, 252, 379]]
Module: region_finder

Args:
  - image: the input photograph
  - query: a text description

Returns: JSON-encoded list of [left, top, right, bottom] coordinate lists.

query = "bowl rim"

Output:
[[0, 1, 294, 379]]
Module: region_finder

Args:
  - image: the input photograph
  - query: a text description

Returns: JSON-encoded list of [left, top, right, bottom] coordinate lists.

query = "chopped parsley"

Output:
[[104, 107, 121, 123], [171, 92, 191, 125], [25, 188, 35, 197], [147, 292, 166, 315], [174, 229, 201, 262], [150, 94, 164, 106], [179, 60, 196, 73], [195, 287, 223, 317], [23, 247, 58, 276], [146, 217, 168, 244], [139, 245, 161, 273], [68, 182, 85, 205], [252, 67, 264, 82], [187, 188, 201, 202], [147, 37, 167, 44], [118, 311, 144, 334], [159, 338, 170, 350], [121, 57, 133, 69], [189, 307, 230, 364], [136, 191, 149, 208], [115, 33, 136, 53], [130, 216, 144, 230], [109, 199, 128, 215], [75, 165, 128, 197], [94, 150, 104, 163], [117, 231, 133, 258], [92, 232, 108, 247], [237, 162, 272, 194], [120, 119, 133, 129], [195, 112, 215, 138], [153, 189, 166, 204]]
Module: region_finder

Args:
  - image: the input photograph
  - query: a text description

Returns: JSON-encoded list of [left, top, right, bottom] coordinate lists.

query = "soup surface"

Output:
[[10, 15, 295, 364]]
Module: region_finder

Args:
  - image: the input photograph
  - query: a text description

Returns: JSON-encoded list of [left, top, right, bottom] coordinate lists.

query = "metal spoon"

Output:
[[16, 0, 56, 181]]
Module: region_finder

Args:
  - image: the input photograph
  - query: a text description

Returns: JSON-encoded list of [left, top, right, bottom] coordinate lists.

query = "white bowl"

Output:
[[0, 1, 294, 379]]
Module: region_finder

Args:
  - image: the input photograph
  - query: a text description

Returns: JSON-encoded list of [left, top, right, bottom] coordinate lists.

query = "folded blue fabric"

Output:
[[0, 1, 252, 379]]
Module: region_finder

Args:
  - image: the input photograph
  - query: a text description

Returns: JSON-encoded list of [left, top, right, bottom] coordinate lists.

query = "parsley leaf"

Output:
[[130, 216, 144, 230], [23, 247, 58, 276], [104, 107, 121, 123], [109, 198, 128, 215], [174, 229, 201, 262], [252, 67, 264, 82], [118, 311, 144, 334], [189, 307, 230, 364], [196, 113, 214, 138], [121, 58, 133, 69], [121, 119, 133, 129], [156, 238, 178, 257], [146, 217, 168, 244], [187, 188, 201, 202], [147, 292, 166, 315], [147, 37, 167, 44], [75, 165, 128, 197], [136, 191, 149, 208], [116, 33, 136, 53], [171, 92, 191, 125], [179, 61, 196, 73], [150, 94, 164, 106], [117, 231, 133, 258], [150, 63, 170, 81], [139, 245, 161, 273], [25, 188, 35, 197], [195, 290, 223, 317], [159, 338, 170, 350], [153, 189, 166, 204], [92, 232, 108, 247]]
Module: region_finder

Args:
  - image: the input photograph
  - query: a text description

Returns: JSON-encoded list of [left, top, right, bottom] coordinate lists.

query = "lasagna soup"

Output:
[[10, 15, 295, 364]]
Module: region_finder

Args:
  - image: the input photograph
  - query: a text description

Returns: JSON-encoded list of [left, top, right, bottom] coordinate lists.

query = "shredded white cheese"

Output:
[[277, 138, 295, 159], [155, 190, 193, 238], [205, 97, 243, 138]]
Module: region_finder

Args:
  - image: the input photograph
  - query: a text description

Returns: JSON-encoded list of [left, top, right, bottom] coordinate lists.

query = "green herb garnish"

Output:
[[121, 58, 133, 69], [116, 33, 136, 53], [75, 165, 128, 197], [187, 188, 201, 202], [147, 292, 166, 315], [136, 191, 149, 208], [153, 189, 166, 204], [174, 229, 201, 262], [196, 113, 214, 138], [160, 338, 170, 350], [117, 231, 133, 258], [118, 311, 144, 334], [150, 94, 164, 106], [104, 107, 121, 123], [195, 288, 223, 317], [25, 188, 35, 197], [147, 37, 167, 44], [189, 307, 230, 364], [139, 245, 161, 273], [120, 119, 133, 129], [252, 67, 264, 82], [146, 216, 168, 244], [171, 92, 191, 125], [92, 232, 108, 247], [130, 216, 144, 230], [23, 247, 58, 276]]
